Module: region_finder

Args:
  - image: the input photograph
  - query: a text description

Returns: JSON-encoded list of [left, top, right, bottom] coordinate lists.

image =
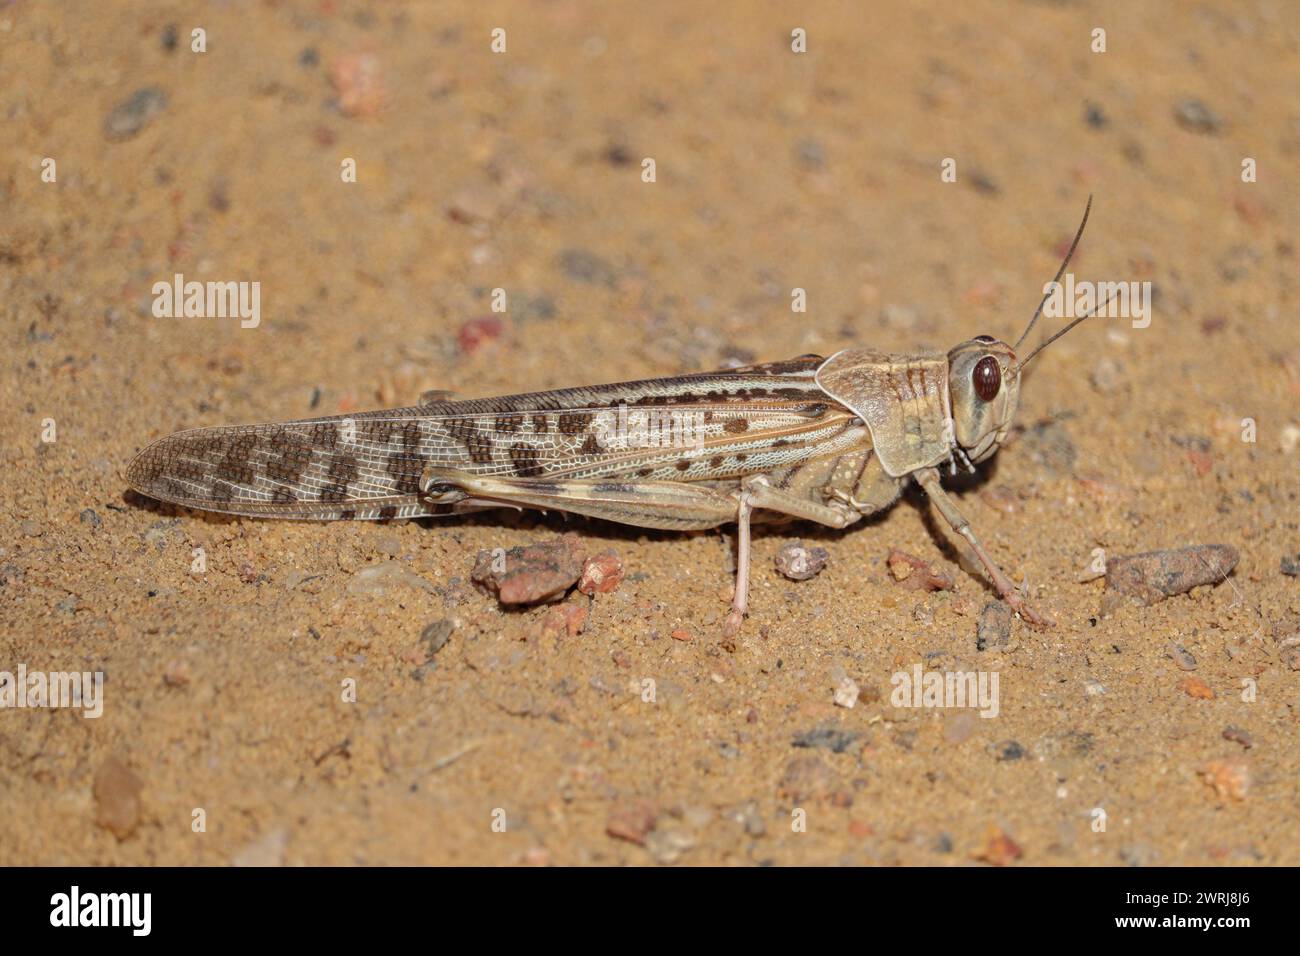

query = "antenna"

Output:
[[1014, 195, 1093, 351]]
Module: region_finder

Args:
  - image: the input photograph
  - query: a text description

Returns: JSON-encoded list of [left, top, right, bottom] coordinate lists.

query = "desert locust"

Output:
[[128, 199, 1106, 635]]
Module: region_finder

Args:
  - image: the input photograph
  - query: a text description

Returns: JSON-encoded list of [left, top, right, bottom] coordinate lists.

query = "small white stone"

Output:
[[833, 676, 860, 709]]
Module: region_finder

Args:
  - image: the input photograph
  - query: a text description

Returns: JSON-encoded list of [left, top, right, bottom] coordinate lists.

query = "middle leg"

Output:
[[723, 475, 859, 636]]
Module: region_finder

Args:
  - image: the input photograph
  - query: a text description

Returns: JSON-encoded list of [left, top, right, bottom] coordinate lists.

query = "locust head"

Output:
[[947, 336, 1020, 465], [946, 195, 1103, 470]]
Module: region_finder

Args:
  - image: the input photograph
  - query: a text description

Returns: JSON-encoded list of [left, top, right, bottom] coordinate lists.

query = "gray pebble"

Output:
[[420, 619, 454, 657], [976, 601, 1012, 651], [1120, 843, 1159, 866], [1021, 419, 1077, 475], [731, 801, 766, 837], [348, 561, 435, 595], [1090, 357, 1124, 393], [1222, 726, 1253, 750], [645, 826, 696, 865], [1217, 244, 1261, 283], [991, 739, 1025, 761], [791, 726, 858, 753], [104, 88, 168, 141], [514, 294, 556, 321], [774, 542, 829, 581], [1174, 98, 1222, 135], [969, 170, 1000, 195], [1166, 642, 1197, 671], [794, 138, 825, 169], [557, 248, 618, 287]]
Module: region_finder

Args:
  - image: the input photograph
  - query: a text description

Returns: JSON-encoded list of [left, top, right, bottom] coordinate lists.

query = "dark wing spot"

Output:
[[467, 433, 494, 464], [320, 482, 351, 502], [558, 413, 594, 434], [328, 455, 359, 485], [387, 454, 423, 494], [446, 418, 472, 439], [216, 434, 258, 485], [266, 438, 313, 482], [509, 443, 545, 477], [308, 423, 341, 449], [398, 421, 423, 453]]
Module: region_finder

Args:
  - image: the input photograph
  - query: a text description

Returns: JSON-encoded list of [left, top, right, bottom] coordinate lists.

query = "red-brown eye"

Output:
[[972, 356, 1001, 402]]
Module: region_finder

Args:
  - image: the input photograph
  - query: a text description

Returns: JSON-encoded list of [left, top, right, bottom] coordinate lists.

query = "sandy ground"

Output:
[[2, 1, 1297, 866]]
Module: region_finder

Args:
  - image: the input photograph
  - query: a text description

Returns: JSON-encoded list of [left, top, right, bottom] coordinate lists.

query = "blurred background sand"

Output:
[[1, 0, 1297, 864]]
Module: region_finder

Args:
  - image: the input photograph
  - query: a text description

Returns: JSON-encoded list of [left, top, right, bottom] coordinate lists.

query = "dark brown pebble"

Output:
[[887, 548, 954, 592], [606, 798, 657, 845], [471, 534, 587, 605], [1105, 544, 1239, 605]]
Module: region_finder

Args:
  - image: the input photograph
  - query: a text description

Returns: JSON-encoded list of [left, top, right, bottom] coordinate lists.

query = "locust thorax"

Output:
[[947, 336, 1020, 465]]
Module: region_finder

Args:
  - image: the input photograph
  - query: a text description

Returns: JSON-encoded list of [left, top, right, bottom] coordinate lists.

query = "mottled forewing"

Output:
[[126, 355, 864, 520]]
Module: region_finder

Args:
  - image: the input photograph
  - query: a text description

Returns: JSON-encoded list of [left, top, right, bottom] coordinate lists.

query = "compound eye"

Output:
[[972, 355, 1001, 402]]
